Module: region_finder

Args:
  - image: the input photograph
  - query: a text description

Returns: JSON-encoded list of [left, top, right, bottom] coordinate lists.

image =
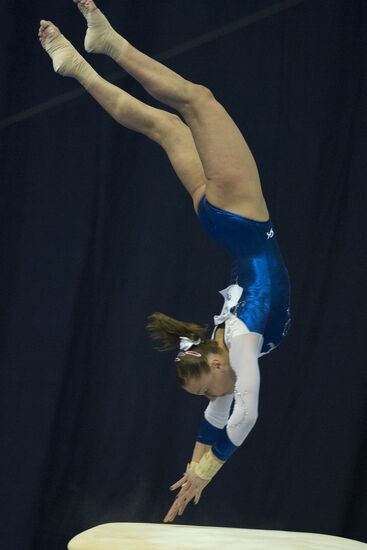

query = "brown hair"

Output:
[[146, 312, 221, 387]]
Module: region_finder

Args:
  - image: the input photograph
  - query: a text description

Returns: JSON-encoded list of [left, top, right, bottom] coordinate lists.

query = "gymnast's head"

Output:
[[146, 312, 235, 400]]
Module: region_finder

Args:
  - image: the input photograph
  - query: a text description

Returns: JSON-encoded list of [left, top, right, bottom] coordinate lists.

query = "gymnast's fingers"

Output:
[[194, 492, 202, 505], [163, 508, 174, 523], [176, 479, 192, 496], [178, 493, 194, 516], [163, 499, 180, 523], [170, 474, 188, 491]]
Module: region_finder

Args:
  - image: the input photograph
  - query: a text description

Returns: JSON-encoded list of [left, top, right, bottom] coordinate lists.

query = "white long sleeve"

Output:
[[207, 316, 263, 461], [226, 331, 262, 446], [204, 394, 234, 429], [197, 315, 263, 459]]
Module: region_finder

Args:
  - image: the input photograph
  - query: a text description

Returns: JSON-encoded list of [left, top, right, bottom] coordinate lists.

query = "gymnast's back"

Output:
[[197, 195, 291, 356]]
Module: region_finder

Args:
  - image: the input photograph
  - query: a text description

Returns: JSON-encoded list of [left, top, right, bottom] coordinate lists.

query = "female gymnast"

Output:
[[39, 0, 291, 524]]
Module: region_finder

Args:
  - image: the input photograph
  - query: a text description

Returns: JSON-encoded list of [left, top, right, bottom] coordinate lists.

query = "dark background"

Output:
[[1, 1, 366, 549]]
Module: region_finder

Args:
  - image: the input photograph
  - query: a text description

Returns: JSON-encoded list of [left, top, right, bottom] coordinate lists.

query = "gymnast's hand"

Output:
[[163, 469, 210, 523]]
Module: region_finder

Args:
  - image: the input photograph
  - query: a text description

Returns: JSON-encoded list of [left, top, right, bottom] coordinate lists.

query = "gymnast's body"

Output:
[[39, 0, 291, 524]]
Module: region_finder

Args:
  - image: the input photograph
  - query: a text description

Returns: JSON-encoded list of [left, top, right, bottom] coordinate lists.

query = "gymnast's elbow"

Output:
[[228, 414, 258, 446], [243, 414, 258, 433]]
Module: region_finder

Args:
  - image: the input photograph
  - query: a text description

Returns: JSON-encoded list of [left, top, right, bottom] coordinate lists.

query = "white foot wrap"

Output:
[[45, 32, 98, 89], [83, 8, 128, 60]]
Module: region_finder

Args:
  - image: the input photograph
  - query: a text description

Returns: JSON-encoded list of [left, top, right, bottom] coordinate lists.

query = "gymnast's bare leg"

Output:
[[73, 0, 269, 220], [63, 0, 270, 220], [38, 20, 208, 214]]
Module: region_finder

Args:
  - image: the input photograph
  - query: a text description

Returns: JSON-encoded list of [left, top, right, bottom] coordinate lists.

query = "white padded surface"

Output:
[[68, 522, 367, 550]]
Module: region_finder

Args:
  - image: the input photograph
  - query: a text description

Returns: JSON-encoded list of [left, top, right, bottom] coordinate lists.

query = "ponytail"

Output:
[[146, 312, 222, 387], [146, 312, 208, 352]]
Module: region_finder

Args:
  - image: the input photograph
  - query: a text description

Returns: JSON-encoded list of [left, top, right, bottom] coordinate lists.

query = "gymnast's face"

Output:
[[183, 353, 236, 401]]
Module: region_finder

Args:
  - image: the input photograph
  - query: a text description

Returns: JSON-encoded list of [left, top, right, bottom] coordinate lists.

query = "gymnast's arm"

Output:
[[167, 334, 262, 523], [211, 332, 263, 462], [181, 332, 262, 488], [191, 332, 263, 468], [191, 394, 235, 463]]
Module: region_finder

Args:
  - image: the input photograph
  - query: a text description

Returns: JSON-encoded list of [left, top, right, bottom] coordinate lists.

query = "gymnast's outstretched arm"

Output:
[[183, 394, 234, 473], [211, 333, 262, 458], [164, 332, 263, 522]]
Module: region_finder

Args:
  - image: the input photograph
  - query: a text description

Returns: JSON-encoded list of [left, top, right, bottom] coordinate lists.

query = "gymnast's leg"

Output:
[[73, 0, 269, 220], [38, 20, 208, 210]]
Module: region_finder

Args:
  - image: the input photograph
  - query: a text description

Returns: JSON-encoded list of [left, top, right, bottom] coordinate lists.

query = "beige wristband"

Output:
[[195, 450, 224, 481], [185, 461, 199, 474]]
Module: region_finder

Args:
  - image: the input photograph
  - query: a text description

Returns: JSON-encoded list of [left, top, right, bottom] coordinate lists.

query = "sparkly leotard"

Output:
[[195, 196, 292, 461], [198, 196, 291, 355]]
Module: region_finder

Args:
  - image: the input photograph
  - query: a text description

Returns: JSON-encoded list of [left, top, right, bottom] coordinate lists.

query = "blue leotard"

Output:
[[198, 196, 291, 354]]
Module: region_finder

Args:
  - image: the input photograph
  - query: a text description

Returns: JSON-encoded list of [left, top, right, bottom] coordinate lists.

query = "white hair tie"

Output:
[[179, 336, 202, 351]]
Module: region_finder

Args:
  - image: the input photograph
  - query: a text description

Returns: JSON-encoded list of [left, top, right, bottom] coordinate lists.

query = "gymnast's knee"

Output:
[[150, 112, 188, 145], [181, 84, 216, 115], [191, 84, 215, 100]]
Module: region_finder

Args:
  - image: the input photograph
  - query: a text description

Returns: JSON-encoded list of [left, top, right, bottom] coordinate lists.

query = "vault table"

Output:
[[68, 522, 367, 550]]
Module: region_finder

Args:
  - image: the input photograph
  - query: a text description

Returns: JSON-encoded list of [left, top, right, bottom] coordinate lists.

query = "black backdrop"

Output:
[[1, 1, 366, 549]]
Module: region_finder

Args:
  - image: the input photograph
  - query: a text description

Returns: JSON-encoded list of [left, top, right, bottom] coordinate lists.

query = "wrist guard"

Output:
[[195, 450, 224, 481], [185, 461, 198, 474]]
